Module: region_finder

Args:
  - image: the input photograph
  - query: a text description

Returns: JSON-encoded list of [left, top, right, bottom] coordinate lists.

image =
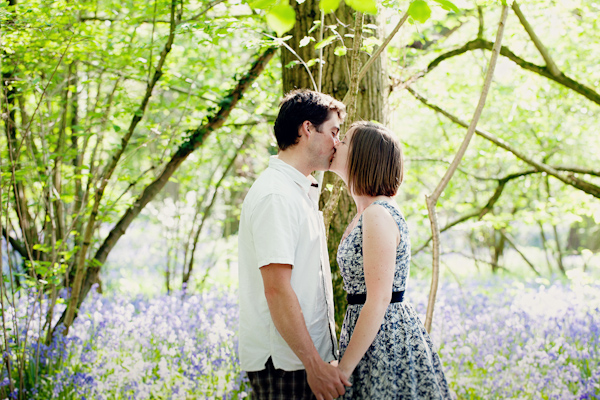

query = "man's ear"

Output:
[[300, 121, 312, 139]]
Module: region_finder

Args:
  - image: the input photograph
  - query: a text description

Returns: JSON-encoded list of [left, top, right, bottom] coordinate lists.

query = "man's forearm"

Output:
[[264, 283, 322, 368], [261, 263, 350, 399]]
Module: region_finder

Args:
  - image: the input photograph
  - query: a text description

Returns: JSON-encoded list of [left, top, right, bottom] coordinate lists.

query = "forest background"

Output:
[[1, 0, 599, 398]]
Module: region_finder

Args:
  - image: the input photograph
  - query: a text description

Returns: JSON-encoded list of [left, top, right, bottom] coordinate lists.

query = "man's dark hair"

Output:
[[274, 89, 346, 151]]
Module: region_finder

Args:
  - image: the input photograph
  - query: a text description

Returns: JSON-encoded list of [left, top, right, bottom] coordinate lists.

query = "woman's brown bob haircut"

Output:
[[347, 121, 404, 197]]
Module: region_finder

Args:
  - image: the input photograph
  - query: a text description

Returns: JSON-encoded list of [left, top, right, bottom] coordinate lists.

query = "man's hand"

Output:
[[306, 359, 351, 400]]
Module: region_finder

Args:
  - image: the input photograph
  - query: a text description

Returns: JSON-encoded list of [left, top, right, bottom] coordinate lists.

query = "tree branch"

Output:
[[183, 132, 252, 285], [412, 210, 481, 257], [357, 11, 408, 84], [1, 228, 29, 260], [407, 87, 600, 199], [412, 173, 508, 257], [500, 229, 541, 276], [62, 1, 182, 333], [185, 0, 227, 22], [80, 0, 230, 25], [477, 6, 484, 39], [56, 46, 276, 325], [99, 7, 180, 186], [422, 38, 600, 106], [408, 157, 495, 181], [264, 33, 318, 92], [410, 163, 599, 257], [423, 5, 509, 333], [444, 251, 510, 272], [407, 21, 465, 51], [553, 165, 600, 178], [511, 1, 561, 77]]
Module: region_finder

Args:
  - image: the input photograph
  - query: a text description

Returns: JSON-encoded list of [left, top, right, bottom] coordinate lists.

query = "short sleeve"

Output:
[[251, 194, 299, 269]]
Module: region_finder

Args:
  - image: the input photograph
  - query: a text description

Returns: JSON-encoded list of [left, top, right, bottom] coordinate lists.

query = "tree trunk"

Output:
[[490, 229, 505, 273], [538, 221, 554, 274], [552, 224, 566, 275], [282, 0, 387, 331]]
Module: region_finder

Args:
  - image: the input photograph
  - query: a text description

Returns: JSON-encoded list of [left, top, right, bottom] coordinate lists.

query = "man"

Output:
[[238, 89, 350, 400]]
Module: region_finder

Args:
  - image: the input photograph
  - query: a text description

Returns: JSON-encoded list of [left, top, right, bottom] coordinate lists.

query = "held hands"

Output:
[[329, 359, 353, 384], [307, 359, 351, 400]]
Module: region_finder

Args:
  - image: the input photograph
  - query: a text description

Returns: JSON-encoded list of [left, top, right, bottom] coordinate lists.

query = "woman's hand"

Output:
[[337, 360, 353, 380]]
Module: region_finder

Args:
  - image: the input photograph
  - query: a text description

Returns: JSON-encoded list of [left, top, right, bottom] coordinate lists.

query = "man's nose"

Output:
[[333, 137, 340, 145]]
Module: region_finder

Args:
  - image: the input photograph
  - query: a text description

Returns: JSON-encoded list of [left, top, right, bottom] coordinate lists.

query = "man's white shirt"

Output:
[[238, 156, 337, 372]]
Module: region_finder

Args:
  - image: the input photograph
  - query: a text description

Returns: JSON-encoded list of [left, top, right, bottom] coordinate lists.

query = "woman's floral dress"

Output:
[[338, 200, 452, 399]]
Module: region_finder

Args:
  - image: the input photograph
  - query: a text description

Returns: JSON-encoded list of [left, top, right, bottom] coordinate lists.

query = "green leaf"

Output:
[[345, 0, 377, 14], [334, 46, 347, 56], [432, 0, 459, 13], [320, 0, 342, 13], [266, 4, 296, 37], [308, 20, 321, 34], [113, 124, 121, 132], [299, 36, 314, 47], [408, 0, 431, 24], [61, 194, 74, 204], [362, 36, 381, 54], [249, 0, 277, 9], [32, 243, 51, 253], [314, 35, 336, 50], [306, 58, 319, 67]]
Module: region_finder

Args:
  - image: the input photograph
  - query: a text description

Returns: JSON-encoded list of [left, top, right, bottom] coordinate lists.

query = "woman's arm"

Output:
[[337, 204, 400, 377]]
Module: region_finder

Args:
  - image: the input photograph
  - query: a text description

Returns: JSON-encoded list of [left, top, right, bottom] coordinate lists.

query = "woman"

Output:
[[329, 121, 451, 399]]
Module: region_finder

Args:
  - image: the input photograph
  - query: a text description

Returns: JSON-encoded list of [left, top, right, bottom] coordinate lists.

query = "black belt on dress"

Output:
[[346, 291, 404, 305]]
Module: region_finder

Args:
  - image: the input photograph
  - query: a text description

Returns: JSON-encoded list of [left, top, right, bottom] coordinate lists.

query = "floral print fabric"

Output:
[[337, 200, 452, 399]]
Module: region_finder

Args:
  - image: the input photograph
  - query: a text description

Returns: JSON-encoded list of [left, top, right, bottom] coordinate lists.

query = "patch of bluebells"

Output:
[[0, 285, 69, 400], [32, 287, 249, 399], [14, 275, 599, 399], [407, 275, 600, 399]]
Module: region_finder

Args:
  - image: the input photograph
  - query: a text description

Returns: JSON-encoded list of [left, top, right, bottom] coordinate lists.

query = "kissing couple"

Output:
[[238, 90, 452, 400]]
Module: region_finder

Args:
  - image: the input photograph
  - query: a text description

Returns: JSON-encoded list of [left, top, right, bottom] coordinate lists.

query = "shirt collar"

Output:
[[268, 156, 317, 194]]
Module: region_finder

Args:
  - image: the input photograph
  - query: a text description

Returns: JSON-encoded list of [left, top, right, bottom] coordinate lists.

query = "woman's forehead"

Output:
[[344, 127, 356, 140]]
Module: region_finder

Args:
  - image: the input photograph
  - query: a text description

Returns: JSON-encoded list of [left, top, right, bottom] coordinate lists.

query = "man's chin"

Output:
[[316, 160, 333, 172]]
